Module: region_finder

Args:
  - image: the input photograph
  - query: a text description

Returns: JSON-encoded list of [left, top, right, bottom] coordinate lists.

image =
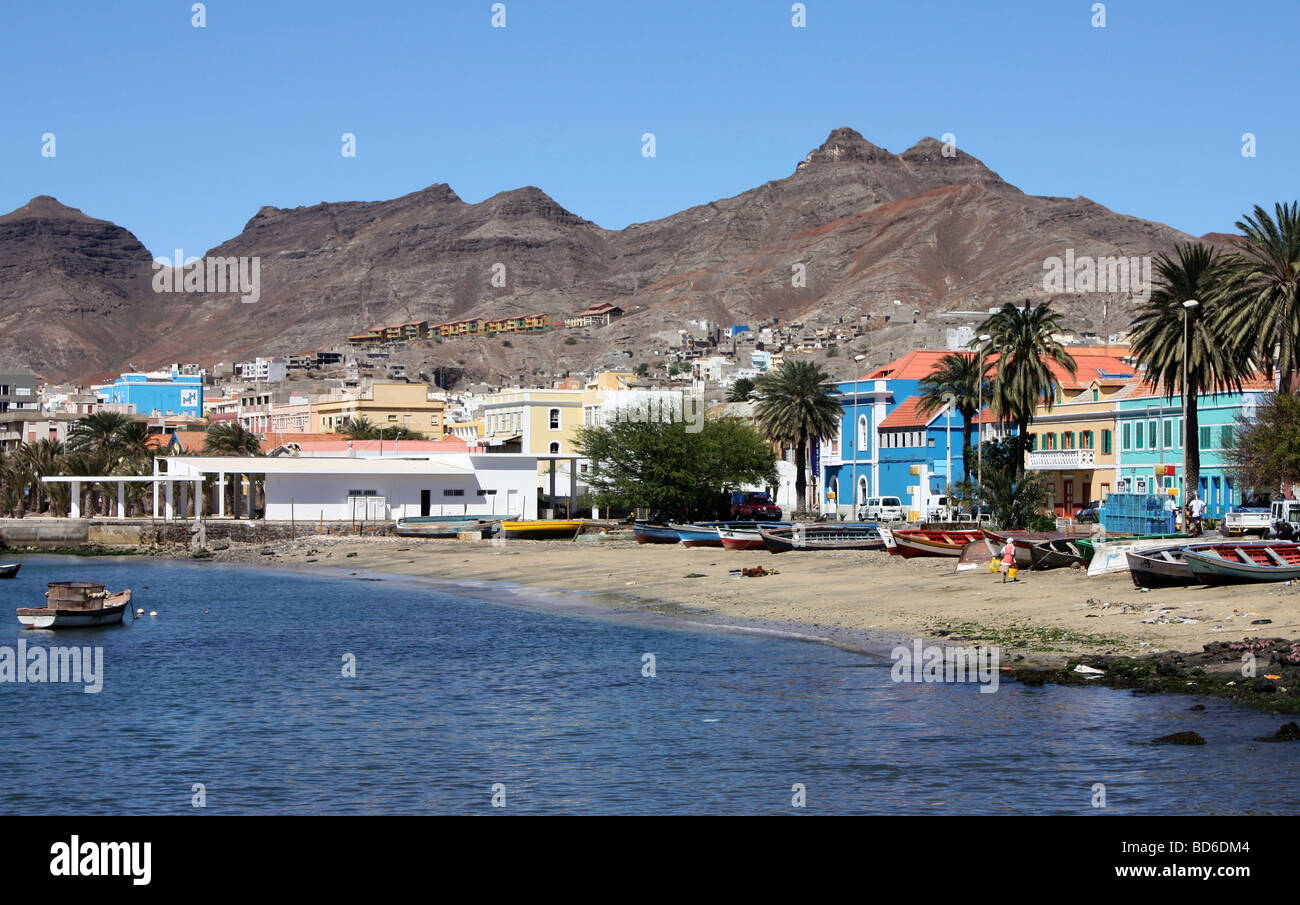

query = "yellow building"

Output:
[[1022, 354, 1136, 516], [313, 381, 446, 437]]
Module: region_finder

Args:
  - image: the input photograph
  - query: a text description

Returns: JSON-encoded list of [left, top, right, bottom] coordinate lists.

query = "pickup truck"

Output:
[[1224, 506, 1272, 537], [728, 491, 782, 521]]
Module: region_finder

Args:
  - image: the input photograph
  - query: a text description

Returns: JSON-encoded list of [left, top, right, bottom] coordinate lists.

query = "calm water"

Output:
[[0, 555, 1297, 815]]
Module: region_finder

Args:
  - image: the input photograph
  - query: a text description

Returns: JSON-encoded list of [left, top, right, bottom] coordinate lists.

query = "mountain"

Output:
[[0, 129, 1207, 383]]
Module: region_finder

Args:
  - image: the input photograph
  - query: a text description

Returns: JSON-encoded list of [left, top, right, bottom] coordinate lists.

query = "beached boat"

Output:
[[1126, 544, 1196, 588], [759, 523, 883, 552], [17, 582, 132, 628], [499, 519, 586, 540], [1029, 538, 1088, 571], [890, 528, 984, 558], [717, 523, 791, 551], [1074, 533, 1185, 565], [956, 535, 1041, 571], [1181, 542, 1300, 585], [669, 522, 764, 547], [0, 563, 19, 579], [633, 522, 681, 544], [395, 516, 506, 538]]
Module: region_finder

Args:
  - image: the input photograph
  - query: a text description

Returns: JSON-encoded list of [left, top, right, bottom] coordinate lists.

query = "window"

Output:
[[1199, 426, 1211, 448], [1028, 434, 1037, 451], [443, 489, 465, 497], [1102, 430, 1112, 454], [1148, 420, 1157, 449], [1221, 425, 1234, 447], [549, 442, 560, 454], [1164, 419, 1173, 449], [857, 415, 869, 450], [1063, 431, 1075, 450], [549, 408, 561, 430], [1122, 423, 1131, 450], [1135, 423, 1144, 450], [1092, 388, 1100, 402]]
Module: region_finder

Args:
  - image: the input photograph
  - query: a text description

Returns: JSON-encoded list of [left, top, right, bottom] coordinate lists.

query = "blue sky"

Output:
[[2, 0, 1293, 258]]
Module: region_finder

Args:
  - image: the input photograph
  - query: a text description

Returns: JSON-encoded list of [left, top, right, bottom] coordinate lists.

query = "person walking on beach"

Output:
[[1000, 539, 1018, 583], [1187, 493, 1206, 537]]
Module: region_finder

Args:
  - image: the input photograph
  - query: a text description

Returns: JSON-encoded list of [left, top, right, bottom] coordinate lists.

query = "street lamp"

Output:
[[976, 333, 992, 513], [1182, 299, 1200, 507]]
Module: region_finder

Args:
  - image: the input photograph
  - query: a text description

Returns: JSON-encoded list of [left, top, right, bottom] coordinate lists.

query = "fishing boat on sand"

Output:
[[1126, 544, 1196, 588], [889, 528, 984, 558], [717, 523, 792, 551], [499, 519, 586, 540], [633, 522, 681, 544], [394, 515, 510, 538], [0, 563, 19, 579], [1180, 541, 1300, 585], [1028, 537, 1089, 571], [17, 581, 132, 629], [669, 522, 766, 547], [759, 524, 883, 553]]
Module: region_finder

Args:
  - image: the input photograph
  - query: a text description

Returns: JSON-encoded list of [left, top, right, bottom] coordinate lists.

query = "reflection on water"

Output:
[[0, 556, 1297, 815]]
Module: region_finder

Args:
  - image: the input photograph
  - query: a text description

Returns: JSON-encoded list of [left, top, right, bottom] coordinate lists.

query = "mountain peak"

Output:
[[0, 195, 98, 224], [795, 127, 892, 172]]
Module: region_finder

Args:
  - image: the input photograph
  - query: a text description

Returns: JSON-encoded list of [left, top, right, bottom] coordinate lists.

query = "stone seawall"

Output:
[[0, 518, 394, 549]]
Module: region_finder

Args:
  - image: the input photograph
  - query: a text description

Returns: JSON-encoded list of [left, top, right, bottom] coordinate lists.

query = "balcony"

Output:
[[1026, 449, 1096, 470]]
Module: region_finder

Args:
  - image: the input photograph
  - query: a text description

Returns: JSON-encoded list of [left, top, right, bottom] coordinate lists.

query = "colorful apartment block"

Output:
[[313, 381, 446, 437]]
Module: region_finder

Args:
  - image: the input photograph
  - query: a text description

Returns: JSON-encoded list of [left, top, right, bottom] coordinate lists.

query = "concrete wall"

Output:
[[262, 466, 537, 522]]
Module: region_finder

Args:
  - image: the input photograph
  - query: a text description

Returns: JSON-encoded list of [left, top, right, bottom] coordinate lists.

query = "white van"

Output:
[[858, 496, 905, 521]]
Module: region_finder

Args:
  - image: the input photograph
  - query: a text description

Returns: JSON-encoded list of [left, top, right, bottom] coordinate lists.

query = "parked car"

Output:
[[728, 491, 782, 521], [1075, 503, 1103, 523], [858, 496, 905, 521], [1225, 505, 1273, 537]]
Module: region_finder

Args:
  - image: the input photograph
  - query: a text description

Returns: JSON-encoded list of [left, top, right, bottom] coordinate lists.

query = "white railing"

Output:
[[1025, 449, 1096, 470]]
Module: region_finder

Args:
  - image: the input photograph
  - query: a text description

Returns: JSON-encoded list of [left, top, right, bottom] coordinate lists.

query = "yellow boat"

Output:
[[499, 519, 586, 540]]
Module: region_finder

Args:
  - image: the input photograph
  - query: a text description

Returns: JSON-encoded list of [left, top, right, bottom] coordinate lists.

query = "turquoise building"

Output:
[[1114, 385, 1265, 520]]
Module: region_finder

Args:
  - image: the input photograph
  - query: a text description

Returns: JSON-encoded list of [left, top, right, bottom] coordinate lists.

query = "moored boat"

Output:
[[17, 582, 132, 629], [1029, 538, 1087, 571], [499, 519, 586, 540], [759, 523, 883, 553], [395, 516, 505, 538], [717, 522, 790, 551], [890, 528, 984, 558], [633, 522, 681, 544], [1181, 542, 1300, 585], [0, 563, 19, 579]]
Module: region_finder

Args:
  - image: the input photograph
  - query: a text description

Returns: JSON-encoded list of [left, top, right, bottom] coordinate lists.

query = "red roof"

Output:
[[865, 348, 1135, 390], [864, 350, 960, 381], [878, 397, 939, 429]]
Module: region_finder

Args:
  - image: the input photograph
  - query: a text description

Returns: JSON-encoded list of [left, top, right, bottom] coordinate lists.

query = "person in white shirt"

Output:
[[1188, 494, 1206, 537]]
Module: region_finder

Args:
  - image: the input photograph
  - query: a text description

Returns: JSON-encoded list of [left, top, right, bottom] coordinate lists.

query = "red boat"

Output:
[[890, 528, 984, 558]]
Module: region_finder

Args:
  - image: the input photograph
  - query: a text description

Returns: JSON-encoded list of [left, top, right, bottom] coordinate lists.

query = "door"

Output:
[[1063, 479, 1074, 516], [420, 489, 431, 517]]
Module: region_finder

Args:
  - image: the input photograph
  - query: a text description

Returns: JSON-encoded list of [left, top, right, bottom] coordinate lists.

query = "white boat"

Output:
[[16, 582, 132, 628]]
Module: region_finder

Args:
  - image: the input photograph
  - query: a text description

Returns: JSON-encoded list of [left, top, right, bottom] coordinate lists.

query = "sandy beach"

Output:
[[200, 533, 1300, 663]]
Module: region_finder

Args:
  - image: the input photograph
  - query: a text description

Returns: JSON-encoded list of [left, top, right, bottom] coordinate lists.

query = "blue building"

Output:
[[820, 351, 991, 519], [97, 367, 204, 418]]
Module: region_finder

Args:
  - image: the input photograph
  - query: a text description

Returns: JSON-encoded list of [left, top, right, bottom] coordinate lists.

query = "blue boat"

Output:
[[669, 521, 793, 547], [633, 522, 681, 544]]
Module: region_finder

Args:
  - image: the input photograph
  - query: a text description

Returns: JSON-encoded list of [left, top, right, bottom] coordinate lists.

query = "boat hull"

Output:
[[1126, 546, 1195, 588], [1182, 544, 1300, 585], [499, 520, 586, 540], [0, 563, 19, 579], [759, 525, 883, 553], [892, 529, 983, 558], [1029, 540, 1086, 571], [17, 590, 131, 629], [633, 523, 680, 544]]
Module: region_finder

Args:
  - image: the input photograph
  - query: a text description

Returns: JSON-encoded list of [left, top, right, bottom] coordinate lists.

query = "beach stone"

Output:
[[1256, 722, 1300, 742], [1189, 704, 1207, 711], [1153, 731, 1206, 745]]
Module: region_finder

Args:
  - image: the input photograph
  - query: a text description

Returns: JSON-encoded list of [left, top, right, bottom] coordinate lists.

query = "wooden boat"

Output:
[[956, 536, 1039, 571], [1126, 544, 1196, 588], [395, 516, 505, 538], [669, 522, 761, 547], [890, 528, 984, 558], [1029, 538, 1088, 571], [1074, 533, 1185, 565], [1181, 542, 1300, 585], [0, 563, 19, 579], [717, 523, 791, 551], [633, 522, 681, 544], [499, 519, 586, 540], [17, 582, 132, 628], [759, 523, 883, 553]]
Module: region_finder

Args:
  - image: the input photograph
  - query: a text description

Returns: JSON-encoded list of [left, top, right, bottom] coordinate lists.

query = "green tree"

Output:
[[916, 351, 990, 480], [753, 360, 843, 512], [977, 436, 1052, 530], [204, 422, 263, 456], [575, 413, 777, 519], [1130, 243, 1252, 504], [978, 301, 1077, 479], [1227, 392, 1300, 492], [1218, 201, 1300, 391], [68, 411, 132, 455], [16, 439, 66, 516], [335, 416, 420, 441], [727, 377, 756, 402]]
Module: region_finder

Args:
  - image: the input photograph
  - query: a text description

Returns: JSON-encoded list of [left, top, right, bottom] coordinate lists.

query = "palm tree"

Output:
[[1130, 243, 1252, 503], [1218, 201, 1300, 391], [204, 422, 263, 456], [68, 411, 131, 455], [338, 416, 377, 439], [16, 439, 66, 515], [916, 352, 990, 480], [727, 378, 757, 403], [754, 360, 843, 513], [978, 301, 1077, 478]]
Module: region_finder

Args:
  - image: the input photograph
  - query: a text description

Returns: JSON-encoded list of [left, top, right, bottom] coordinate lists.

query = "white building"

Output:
[[234, 357, 288, 383]]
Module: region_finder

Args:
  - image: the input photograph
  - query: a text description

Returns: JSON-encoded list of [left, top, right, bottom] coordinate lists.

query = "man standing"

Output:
[[1188, 493, 1206, 537]]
